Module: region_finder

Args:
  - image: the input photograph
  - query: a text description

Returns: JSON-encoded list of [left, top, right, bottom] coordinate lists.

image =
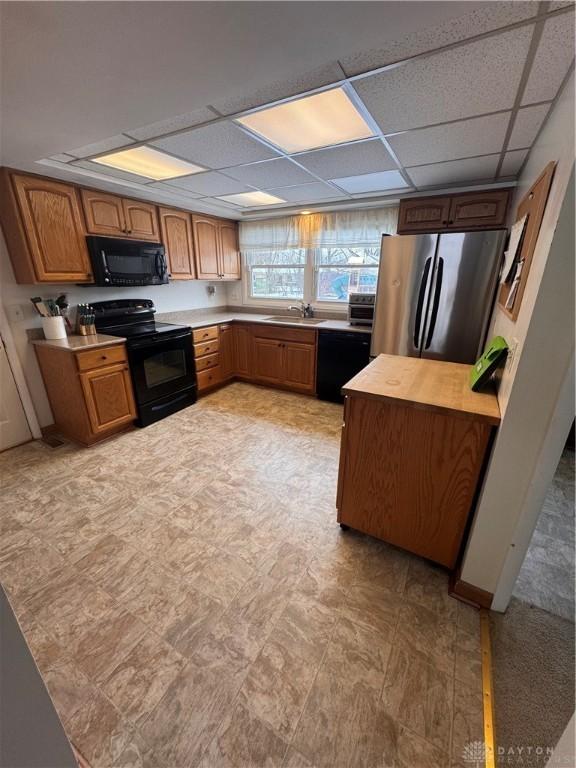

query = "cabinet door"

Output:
[[159, 208, 195, 279], [81, 189, 127, 237], [79, 363, 136, 435], [218, 221, 241, 279], [282, 341, 316, 393], [397, 196, 451, 233], [448, 190, 509, 230], [122, 199, 160, 241], [12, 175, 92, 282], [219, 325, 235, 380], [192, 216, 221, 279], [253, 337, 283, 384], [234, 326, 253, 378]]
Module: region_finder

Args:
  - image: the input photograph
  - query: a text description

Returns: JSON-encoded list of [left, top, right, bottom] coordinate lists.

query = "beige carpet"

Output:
[[491, 597, 575, 767]]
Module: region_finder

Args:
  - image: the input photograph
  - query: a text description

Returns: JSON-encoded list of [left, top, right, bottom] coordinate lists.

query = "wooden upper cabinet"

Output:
[[3, 173, 92, 283], [219, 221, 241, 279], [82, 189, 159, 241], [81, 189, 126, 237], [122, 199, 159, 241], [159, 208, 195, 279], [397, 189, 511, 234], [192, 216, 221, 279]]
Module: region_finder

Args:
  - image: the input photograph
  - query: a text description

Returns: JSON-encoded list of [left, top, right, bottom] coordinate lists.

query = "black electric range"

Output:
[[92, 299, 197, 426]]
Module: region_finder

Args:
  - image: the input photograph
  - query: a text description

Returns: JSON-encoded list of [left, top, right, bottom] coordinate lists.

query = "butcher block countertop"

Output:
[[342, 354, 501, 426]]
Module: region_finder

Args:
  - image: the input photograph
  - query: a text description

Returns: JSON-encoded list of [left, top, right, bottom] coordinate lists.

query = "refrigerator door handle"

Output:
[[413, 257, 432, 348], [424, 257, 444, 350]]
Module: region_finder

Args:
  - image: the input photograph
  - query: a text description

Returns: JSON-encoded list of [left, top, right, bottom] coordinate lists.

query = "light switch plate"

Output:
[[8, 304, 25, 322]]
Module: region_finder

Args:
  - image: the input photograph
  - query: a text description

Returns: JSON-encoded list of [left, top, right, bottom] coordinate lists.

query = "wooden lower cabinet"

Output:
[[219, 325, 235, 381], [234, 325, 253, 379], [252, 337, 284, 385], [282, 342, 316, 392], [34, 343, 136, 445], [192, 325, 221, 393]]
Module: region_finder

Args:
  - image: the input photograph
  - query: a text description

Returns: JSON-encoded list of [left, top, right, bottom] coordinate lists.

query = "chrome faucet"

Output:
[[288, 301, 313, 318]]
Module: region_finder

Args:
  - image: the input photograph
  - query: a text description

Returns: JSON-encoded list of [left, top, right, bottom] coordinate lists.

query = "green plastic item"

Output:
[[470, 336, 509, 391]]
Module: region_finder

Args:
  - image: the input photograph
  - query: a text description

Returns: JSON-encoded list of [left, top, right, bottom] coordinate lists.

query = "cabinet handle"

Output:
[[101, 355, 107, 360], [441, 220, 447, 225]]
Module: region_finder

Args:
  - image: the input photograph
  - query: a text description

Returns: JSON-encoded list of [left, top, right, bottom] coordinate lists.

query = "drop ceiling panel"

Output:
[[295, 139, 397, 179], [407, 155, 500, 187], [222, 158, 317, 188], [148, 182, 202, 198], [67, 135, 135, 159], [522, 12, 575, 105], [331, 170, 409, 193], [161, 171, 253, 196], [151, 122, 280, 169], [387, 112, 510, 166], [508, 104, 550, 150], [71, 159, 153, 184], [340, 2, 537, 76], [353, 26, 533, 134], [499, 149, 529, 177], [212, 62, 345, 116], [266, 182, 346, 203], [125, 107, 218, 141]]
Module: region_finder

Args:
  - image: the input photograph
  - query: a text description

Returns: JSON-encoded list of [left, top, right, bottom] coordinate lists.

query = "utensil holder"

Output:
[[42, 316, 67, 340]]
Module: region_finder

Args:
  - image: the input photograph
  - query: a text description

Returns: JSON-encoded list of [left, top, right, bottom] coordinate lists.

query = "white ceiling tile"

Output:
[[388, 112, 510, 166], [71, 159, 150, 184], [148, 182, 202, 198], [48, 153, 76, 163], [67, 135, 135, 159], [125, 107, 217, 141], [353, 26, 533, 134], [211, 62, 345, 115], [221, 158, 316, 188], [160, 171, 252, 196], [295, 139, 397, 179], [499, 149, 529, 177], [406, 155, 500, 187], [522, 11, 575, 105], [266, 182, 346, 203], [151, 122, 280, 168], [341, 2, 537, 75], [331, 170, 409, 193], [508, 104, 550, 150]]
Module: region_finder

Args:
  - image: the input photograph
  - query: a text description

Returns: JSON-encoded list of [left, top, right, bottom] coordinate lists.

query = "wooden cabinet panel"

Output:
[[192, 216, 221, 279], [123, 199, 160, 241], [76, 345, 127, 371], [79, 363, 136, 434], [195, 352, 219, 372], [448, 190, 509, 229], [192, 325, 219, 344], [219, 325, 235, 380], [282, 341, 316, 393], [193, 339, 220, 358], [159, 208, 195, 279], [234, 325, 253, 378], [253, 337, 284, 384], [249, 324, 316, 345], [8, 175, 92, 282], [219, 221, 241, 279], [397, 196, 451, 233], [197, 366, 221, 392], [81, 189, 126, 237]]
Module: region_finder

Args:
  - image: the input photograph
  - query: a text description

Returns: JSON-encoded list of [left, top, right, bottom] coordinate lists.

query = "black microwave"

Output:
[[86, 236, 169, 287]]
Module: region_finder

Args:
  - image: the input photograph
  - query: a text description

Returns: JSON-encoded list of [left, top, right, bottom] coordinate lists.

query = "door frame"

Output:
[[0, 302, 41, 441]]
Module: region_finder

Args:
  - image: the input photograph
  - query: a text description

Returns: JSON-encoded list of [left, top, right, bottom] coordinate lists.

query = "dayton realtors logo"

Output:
[[463, 741, 569, 766]]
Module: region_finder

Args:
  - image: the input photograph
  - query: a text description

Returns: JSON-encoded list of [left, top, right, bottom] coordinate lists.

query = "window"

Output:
[[246, 249, 306, 299], [315, 246, 380, 303]]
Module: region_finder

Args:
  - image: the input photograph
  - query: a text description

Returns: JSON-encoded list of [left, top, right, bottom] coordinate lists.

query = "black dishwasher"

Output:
[[317, 330, 371, 403]]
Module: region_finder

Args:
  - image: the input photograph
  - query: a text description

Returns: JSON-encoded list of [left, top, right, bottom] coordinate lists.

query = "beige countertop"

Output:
[[31, 333, 126, 351], [156, 310, 372, 334], [343, 354, 501, 425]]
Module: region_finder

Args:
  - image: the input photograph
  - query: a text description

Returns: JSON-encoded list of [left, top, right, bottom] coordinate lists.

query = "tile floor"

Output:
[[513, 448, 575, 622], [0, 383, 483, 768]]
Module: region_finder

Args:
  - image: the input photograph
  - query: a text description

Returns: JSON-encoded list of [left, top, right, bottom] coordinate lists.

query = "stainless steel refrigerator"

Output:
[[370, 231, 506, 364]]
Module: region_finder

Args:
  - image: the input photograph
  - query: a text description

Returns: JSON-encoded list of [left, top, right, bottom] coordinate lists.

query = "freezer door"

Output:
[[370, 233, 438, 358], [420, 230, 506, 363]]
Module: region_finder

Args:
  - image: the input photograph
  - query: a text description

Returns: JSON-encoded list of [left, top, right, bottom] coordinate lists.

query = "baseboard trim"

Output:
[[480, 609, 497, 768], [449, 571, 494, 609]]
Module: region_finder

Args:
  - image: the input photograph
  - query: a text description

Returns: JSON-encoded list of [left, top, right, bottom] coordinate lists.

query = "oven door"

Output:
[[128, 332, 195, 405]]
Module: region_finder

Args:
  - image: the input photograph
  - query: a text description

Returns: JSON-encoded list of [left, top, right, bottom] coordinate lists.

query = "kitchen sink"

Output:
[[263, 316, 324, 325]]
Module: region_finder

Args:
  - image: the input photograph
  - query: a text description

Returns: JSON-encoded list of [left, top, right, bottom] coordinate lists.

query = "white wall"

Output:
[[460, 72, 575, 598], [0, 232, 228, 428]]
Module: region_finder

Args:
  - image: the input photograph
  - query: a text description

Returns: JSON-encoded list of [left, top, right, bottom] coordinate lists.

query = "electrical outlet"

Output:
[[506, 337, 519, 371], [7, 304, 24, 322]]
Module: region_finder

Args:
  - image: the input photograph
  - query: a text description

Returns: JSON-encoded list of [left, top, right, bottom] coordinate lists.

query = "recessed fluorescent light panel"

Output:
[[217, 191, 285, 207], [92, 146, 204, 180], [236, 88, 374, 153]]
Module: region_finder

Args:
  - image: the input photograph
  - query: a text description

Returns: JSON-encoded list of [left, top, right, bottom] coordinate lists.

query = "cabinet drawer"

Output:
[[76, 345, 127, 371], [193, 339, 220, 358], [251, 324, 316, 345], [195, 352, 219, 372], [192, 326, 219, 344], [197, 365, 221, 391]]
